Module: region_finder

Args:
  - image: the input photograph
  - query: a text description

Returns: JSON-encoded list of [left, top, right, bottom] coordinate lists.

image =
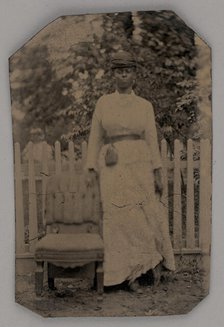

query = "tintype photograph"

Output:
[[10, 10, 212, 317]]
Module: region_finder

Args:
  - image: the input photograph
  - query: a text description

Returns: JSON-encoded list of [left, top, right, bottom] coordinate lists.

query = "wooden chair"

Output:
[[34, 170, 104, 296]]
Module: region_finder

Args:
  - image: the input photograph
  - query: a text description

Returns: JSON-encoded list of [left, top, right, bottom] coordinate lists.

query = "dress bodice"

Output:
[[98, 91, 147, 138], [86, 90, 162, 171]]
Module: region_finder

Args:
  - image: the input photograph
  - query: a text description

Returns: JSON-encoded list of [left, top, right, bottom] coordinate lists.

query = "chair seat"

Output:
[[35, 233, 104, 253]]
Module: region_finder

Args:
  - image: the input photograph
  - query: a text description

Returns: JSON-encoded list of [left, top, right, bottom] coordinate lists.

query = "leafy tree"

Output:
[[10, 45, 74, 148], [131, 11, 199, 146], [10, 11, 203, 155]]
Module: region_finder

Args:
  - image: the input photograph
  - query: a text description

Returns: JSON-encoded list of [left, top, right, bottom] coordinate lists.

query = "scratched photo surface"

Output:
[[10, 10, 212, 317]]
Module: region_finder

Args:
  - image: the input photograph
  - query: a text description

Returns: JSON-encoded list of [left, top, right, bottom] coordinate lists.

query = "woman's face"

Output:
[[113, 67, 136, 91]]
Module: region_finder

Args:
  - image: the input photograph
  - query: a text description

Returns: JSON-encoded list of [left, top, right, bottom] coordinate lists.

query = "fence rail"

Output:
[[15, 139, 212, 264]]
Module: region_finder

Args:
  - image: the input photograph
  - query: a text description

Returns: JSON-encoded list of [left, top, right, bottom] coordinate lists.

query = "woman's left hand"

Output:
[[154, 168, 163, 198]]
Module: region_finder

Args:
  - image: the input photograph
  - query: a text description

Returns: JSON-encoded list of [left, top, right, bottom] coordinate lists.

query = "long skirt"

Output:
[[98, 139, 175, 286]]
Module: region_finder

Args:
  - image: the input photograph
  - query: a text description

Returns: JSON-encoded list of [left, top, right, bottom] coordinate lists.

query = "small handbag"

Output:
[[105, 143, 118, 166]]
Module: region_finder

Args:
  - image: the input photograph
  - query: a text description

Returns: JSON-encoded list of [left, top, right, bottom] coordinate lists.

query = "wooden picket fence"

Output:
[[15, 139, 211, 273]]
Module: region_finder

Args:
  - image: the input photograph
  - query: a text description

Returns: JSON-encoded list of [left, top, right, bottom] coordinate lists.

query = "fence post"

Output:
[[15, 143, 25, 254], [161, 139, 168, 219], [68, 141, 74, 174], [173, 139, 182, 249], [186, 139, 195, 248], [199, 139, 211, 292], [28, 142, 38, 253], [41, 142, 49, 226], [81, 141, 87, 168], [55, 141, 62, 174], [199, 139, 212, 251]]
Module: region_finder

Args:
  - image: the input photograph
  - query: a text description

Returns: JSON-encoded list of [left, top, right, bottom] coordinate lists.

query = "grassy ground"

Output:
[[16, 268, 207, 318]]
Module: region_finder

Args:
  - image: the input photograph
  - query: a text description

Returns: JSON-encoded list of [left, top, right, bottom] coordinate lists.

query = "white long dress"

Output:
[[86, 90, 175, 286]]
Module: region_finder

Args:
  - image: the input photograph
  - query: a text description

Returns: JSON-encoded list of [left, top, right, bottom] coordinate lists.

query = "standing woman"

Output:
[[85, 50, 175, 291]]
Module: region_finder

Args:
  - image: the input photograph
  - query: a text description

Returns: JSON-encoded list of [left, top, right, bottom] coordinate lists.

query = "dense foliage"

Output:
[[10, 11, 203, 154]]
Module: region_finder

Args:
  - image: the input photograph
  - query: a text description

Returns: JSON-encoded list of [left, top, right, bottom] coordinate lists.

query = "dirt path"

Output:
[[16, 271, 206, 317]]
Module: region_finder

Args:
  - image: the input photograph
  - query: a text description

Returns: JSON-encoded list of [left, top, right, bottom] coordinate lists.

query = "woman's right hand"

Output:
[[84, 168, 97, 187]]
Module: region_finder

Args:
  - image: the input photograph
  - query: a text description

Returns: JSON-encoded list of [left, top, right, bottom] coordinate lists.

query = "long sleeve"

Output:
[[85, 98, 104, 171], [144, 104, 162, 170]]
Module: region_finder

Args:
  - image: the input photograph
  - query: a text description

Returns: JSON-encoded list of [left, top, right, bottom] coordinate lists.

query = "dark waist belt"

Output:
[[104, 134, 142, 144]]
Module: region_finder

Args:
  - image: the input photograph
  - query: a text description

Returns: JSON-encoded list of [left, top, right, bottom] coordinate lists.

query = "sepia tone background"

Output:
[[9, 10, 212, 317], [0, 0, 223, 326]]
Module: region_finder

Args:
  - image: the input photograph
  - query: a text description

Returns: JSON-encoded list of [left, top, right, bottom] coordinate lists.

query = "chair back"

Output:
[[45, 171, 102, 234]]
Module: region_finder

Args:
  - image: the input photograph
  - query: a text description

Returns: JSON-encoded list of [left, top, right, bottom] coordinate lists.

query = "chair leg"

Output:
[[48, 277, 55, 290], [47, 263, 56, 290], [96, 261, 104, 294], [91, 263, 97, 290], [35, 261, 44, 296]]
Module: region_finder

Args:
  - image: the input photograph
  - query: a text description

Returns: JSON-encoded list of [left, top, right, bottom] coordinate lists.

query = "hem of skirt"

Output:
[[103, 254, 163, 286], [162, 259, 176, 271]]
